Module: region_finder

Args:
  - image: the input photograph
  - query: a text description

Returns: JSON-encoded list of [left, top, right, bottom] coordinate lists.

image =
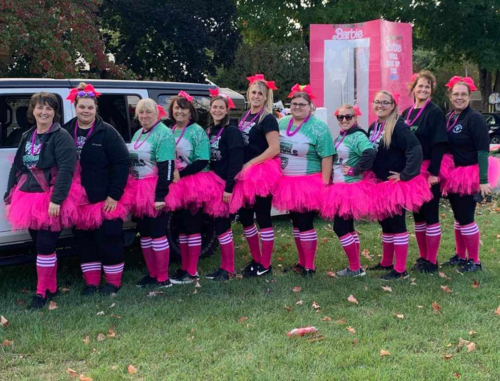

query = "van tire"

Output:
[[166, 212, 218, 260]]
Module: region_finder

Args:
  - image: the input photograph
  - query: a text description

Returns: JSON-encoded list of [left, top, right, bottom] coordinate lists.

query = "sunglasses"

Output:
[[77, 91, 96, 98], [336, 114, 354, 121]]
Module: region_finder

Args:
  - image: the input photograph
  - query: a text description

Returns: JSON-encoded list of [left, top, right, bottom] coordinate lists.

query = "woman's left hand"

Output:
[[342, 165, 351, 175], [104, 197, 118, 213], [48, 202, 60, 218], [154, 201, 166, 210], [388, 171, 401, 182], [242, 162, 253, 171], [428, 175, 439, 186], [223, 192, 232, 204], [479, 183, 492, 198]]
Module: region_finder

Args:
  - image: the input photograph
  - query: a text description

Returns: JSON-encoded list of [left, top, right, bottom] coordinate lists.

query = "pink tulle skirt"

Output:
[[128, 175, 161, 218], [442, 156, 500, 196], [165, 171, 222, 212], [230, 158, 282, 212], [273, 173, 326, 213], [320, 178, 377, 220], [420, 153, 454, 183]]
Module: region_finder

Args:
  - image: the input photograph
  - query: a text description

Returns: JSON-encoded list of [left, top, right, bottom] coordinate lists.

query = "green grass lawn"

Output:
[[1, 200, 500, 380]]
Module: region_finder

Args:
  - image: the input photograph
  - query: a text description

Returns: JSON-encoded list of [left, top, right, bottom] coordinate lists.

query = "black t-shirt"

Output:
[[209, 122, 244, 193], [369, 119, 423, 181], [75, 127, 91, 160], [238, 112, 279, 163], [446, 106, 489, 167], [22, 132, 43, 170]]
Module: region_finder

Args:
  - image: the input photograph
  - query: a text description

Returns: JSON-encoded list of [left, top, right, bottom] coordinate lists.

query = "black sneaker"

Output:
[[157, 279, 173, 288], [170, 272, 199, 285], [336, 267, 366, 277], [136, 275, 158, 288], [380, 269, 409, 281], [29, 294, 47, 310], [417, 261, 439, 273], [170, 268, 188, 279], [99, 284, 120, 295], [242, 260, 259, 278], [205, 268, 223, 280], [82, 285, 98, 296], [442, 254, 467, 267], [458, 260, 482, 273], [301, 268, 316, 277], [208, 269, 233, 282], [284, 263, 305, 274], [254, 264, 272, 277], [368, 263, 394, 271], [413, 257, 429, 271]]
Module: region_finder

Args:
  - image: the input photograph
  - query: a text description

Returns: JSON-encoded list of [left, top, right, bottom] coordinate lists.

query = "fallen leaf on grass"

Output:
[[417, 305, 424, 309], [109, 303, 116, 308], [394, 313, 404, 320], [441, 285, 452, 294], [352, 338, 359, 346], [454, 373, 461, 378], [381, 286, 392, 293], [67, 368, 78, 377], [380, 350, 390, 356], [432, 302, 441, 314], [336, 319, 346, 325], [292, 286, 302, 293], [48, 301, 58, 310], [296, 300, 303, 305], [0, 316, 9, 327], [346, 326, 356, 334], [466, 342, 476, 352], [312, 301, 321, 311], [16, 299, 25, 307], [238, 316, 248, 323], [59, 287, 70, 293], [326, 271, 338, 278], [110, 314, 121, 319], [147, 291, 164, 297], [127, 365, 138, 374], [96, 333, 106, 342], [443, 354, 453, 360], [96, 311, 105, 316], [1, 340, 13, 347], [495, 306, 500, 316], [472, 280, 480, 289], [83, 336, 90, 345], [439, 272, 451, 280], [79, 375, 92, 381], [111, 365, 118, 370], [195, 281, 202, 288], [469, 330, 477, 337], [107, 329, 116, 338], [321, 237, 329, 244], [347, 295, 359, 304], [284, 305, 293, 312], [458, 338, 469, 348], [321, 316, 332, 322]]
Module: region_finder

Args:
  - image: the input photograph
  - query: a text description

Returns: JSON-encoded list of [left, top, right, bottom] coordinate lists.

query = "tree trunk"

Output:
[[493, 69, 500, 93], [478, 66, 492, 112]]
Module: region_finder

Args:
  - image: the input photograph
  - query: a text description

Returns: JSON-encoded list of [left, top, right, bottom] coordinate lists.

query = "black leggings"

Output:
[[413, 183, 441, 225], [333, 216, 355, 238], [215, 216, 232, 236], [290, 211, 316, 232], [137, 212, 168, 239], [29, 229, 62, 255], [448, 193, 476, 226], [176, 208, 204, 235], [379, 211, 407, 234], [238, 196, 273, 229], [74, 219, 124, 266]]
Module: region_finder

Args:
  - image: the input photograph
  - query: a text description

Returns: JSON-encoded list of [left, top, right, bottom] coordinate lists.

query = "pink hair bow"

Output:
[[445, 76, 478, 91], [66, 84, 102, 103], [246, 74, 278, 90], [287, 83, 316, 99], [209, 88, 236, 109], [392, 92, 400, 105], [178, 91, 194, 102], [157, 105, 167, 120], [410, 73, 418, 84], [334, 105, 362, 116]]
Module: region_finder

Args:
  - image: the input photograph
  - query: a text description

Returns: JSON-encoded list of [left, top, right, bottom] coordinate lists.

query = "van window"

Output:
[[0, 94, 63, 148], [97, 95, 141, 142], [157, 95, 211, 128]]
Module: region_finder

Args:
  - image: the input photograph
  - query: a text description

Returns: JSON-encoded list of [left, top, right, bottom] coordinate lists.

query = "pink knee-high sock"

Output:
[[243, 225, 262, 264], [414, 222, 427, 260], [103, 263, 124, 288], [179, 234, 189, 271], [81, 262, 101, 286], [381, 234, 394, 267], [187, 234, 201, 276], [351, 231, 360, 256], [299, 229, 317, 270], [218, 230, 235, 273], [293, 228, 305, 267], [260, 227, 274, 269], [393, 232, 409, 273], [460, 222, 480, 263], [152, 237, 170, 282], [339, 233, 360, 271], [140, 237, 156, 278], [425, 223, 441, 264], [36, 254, 57, 298], [454, 221, 467, 259]]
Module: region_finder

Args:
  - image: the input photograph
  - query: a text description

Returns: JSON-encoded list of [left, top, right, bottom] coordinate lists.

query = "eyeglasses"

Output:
[[291, 102, 309, 108], [336, 114, 354, 121], [373, 100, 392, 106]]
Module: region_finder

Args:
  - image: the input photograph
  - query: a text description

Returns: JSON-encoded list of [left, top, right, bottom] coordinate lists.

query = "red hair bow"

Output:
[[178, 91, 194, 102], [334, 105, 362, 116], [287, 83, 316, 100], [246, 74, 278, 90], [209, 88, 236, 109], [445, 76, 478, 91], [157, 105, 167, 120], [66, 84, 102, 103]]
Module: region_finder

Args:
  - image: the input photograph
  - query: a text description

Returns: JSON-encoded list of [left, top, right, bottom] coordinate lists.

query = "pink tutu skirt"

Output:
[[230, 158, 282, 211], [320, 178, 377, 220], [202, 172, 251, 217], [442, 156, 500, 196], [128, 175, 161, 218], [273, 173, 326, 213], [420, 153, 454, 183], [165, 171, 222, 212]]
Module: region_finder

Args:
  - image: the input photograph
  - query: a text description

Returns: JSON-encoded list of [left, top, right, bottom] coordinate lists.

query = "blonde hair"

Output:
[[135, 98, 159, 119], [374, 91, 399, 148], [246, 81, 274, 123], [337, 103, 356, 114]]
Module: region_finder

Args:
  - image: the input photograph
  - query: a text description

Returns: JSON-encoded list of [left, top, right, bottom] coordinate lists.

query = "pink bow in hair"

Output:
[[246, 74, 278, 90], [410, 73, 418, 84], [209, 88, 236, 109], [392, 92, 400, 105], [66, 84, 102, 103], [157, 105, 167, 120], [287, 84, 316, 100], [334, 105, 362, 116], [445, 76, 478, 91], [178, 91, 194, 102]]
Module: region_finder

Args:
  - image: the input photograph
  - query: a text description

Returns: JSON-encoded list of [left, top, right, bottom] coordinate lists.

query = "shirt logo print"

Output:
[[453, 125, 462, 134]]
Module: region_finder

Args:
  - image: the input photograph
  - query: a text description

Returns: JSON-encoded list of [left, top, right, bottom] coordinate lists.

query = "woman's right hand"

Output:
[[173, 169, 180, 183]]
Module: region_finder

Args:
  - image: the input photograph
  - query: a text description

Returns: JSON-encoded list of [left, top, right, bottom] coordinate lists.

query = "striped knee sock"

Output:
[[293, 228, 305, 267], [454, 221, 467, 259], [243, 225, 262, 264], [152, 237, 170, 282], [460, 222, 480, 263], [179, 234, 189, 271], [299, 229, 317, 270], [187, 234, 202, 276], [218, 230, 235, 273], [140, 237, 156, 278], [260, 227, 274, 269], [381, 234, 394, 267], [414, 222, 427, 260], [339, 233, 360, 271], [36, 253, 57, 298], [425, 223, 441, 264], [393, 232, 409, 273], [81, 261, 101, 286], [103, 263, 124, 288]]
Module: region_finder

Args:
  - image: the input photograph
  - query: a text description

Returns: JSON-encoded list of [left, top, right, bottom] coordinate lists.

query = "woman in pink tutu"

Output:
[[64, 83, 131, 295], [165, 92, 215, 285], [234, 74, 280, 278], [274, 85, 335, 276], [204, 90, 244, 281], [440, 76, 500, 272], [367, 91, 429, 281], [4, 92, 77, 309], [321, 104, 375, 277], [129, 98, 176, 288], [401, 71, 449, 273]]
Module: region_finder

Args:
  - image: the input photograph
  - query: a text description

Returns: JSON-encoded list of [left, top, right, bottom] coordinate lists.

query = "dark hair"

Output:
[[208, 96, 230, 127], [75, 82, 98, 106], [409, 70, 437, 95], [27, 92, 61, 125], [168, 96, 199, 124]]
